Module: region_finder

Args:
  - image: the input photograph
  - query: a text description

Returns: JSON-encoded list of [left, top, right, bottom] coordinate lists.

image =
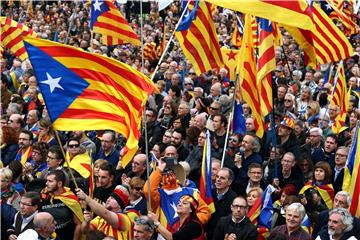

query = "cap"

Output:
[[280, 116, 295, 129]]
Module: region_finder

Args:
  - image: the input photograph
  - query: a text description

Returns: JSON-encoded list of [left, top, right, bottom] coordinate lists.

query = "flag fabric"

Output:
[[232, 102, 247, 135], [257, 18, 276, 117], [232, 17, 243, 48], [199, 130, 215, 214], [330, 61, 349, 134], [237, 14, 264, 138], [158, 0, 173, 11], [64, 151, 91, 179], [15, 147, 32, 166], [301, 213, 312, 233], [207, 0, 316, 31], [299, 181, 335, 209], [51, 187, 85, 222], [247, 194, 262, 225], [258, 185, 275, 239], [157, 24, 167, 58], [220, 47, 241, 81], [23, 37, 157, 167], [0, 17, 38, 60], [175, 1, 223, 75], [343, 120, 360, 217], [251, 16, 259, 48], [90, 0, 140, 46], [144, 42, 157, 61], [272, 22, 283, 46]]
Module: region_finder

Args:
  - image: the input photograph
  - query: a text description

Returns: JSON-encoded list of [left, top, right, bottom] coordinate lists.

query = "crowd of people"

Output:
[[1, 1, 360, 240]]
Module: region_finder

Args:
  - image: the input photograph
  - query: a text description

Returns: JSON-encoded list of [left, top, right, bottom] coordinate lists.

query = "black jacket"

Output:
[[332, 168, 345, 194], [212, 215, 258, 240]]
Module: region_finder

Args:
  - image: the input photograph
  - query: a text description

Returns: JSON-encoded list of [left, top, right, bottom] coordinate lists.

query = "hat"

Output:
[[110, 189, 129, 210], [280, 116, 295, 129]]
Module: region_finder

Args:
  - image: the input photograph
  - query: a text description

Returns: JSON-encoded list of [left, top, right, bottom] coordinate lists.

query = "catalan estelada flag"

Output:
[[299, 181, 334, 209], [258, 185, 275, 239], [330, 61, 349, 134], [343, 121, 360, 217], [90, 0, 140, 46], [175, 1, 223, 75], [208, 0, 316, 31], [199, 130, 215, 214], [257, 18, 275, 117], [231, 16, 243, 48], [64, 151, 91, 179], [23, 37, 157, 167], [0, 17, 38, 60], [237, 14, 264, 138], [221, 47, 241, 81]]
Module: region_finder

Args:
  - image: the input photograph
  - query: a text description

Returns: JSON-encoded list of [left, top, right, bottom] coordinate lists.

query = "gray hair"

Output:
[[283, 152, 296, 162], [329, 208, 353, 232], [252, 136, 261, 153], [286, 202, 306, 221], [310, 127, 323, 137], [335, 191, 352, 208], [134, 216, 156, 233]]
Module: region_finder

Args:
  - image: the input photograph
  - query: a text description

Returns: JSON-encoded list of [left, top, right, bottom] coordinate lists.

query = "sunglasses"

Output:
[[189, 72, 196, 75], [68, 144, 80, 148], [229, 138, 238, 143], [185, 83, 192, 85], [210, 107, 219, 110], [284, 99, 292, 102], [133, 187, 143, 191]]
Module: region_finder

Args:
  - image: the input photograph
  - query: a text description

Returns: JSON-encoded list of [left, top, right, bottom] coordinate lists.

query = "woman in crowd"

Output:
[[148, 195, 204, 240], [0, 168, 20, 210], [305, 101, 321, 128], [125, 177, 147, 215], [37, 117, 57, 146], [22, 142, 49, 183], [0, 125, 19, 166], [299, 156, 314, 182], [246, 187, 263, 226], [158, 101, 177, 130], [297, 87, 312, 120]]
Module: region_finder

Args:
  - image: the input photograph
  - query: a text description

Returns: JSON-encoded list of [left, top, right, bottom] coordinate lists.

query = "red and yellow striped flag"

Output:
[[231, 17, 243, 48], [237, 14, 264, 138], [175, 1, 223, 75], [221, 47, 241, 81], [324, 0, 357, 36], [330, 61, 349, 134], [0, 17, 38, 60]]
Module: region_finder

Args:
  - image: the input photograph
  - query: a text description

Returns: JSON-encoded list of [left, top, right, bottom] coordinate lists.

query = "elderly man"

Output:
[[271, 203, 311, 240], [93, 131, 120, 166], [32, 212, 56, 240], [302, 127, 325, 164], [316, 208, 357, 240], [332, 147, 349, 193], [133, 216, 157, 240], [213, 196, 258, 240]]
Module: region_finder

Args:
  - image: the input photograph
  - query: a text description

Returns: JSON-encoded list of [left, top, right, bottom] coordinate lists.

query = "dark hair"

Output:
[[48, 170, 66, 186], [314, 161, 332, 182], [20, 129, 34, 141], [173, 128, 186, 140], [326, 134, 338, 144], [99, 162, 116, 176], [214, 114, 228, 126], [8, 160, 23, 181], [170, 85, 181, 98], [23, 191, 41, 207], [32, 142, 50, 162], [248, 163, 263, 172], [67, 136, 80, 145], [86, 230, 106, 240], [48, 145, 64, 162]]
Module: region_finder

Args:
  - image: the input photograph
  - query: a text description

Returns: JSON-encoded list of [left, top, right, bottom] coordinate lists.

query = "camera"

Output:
[[164, 157, 177, 166]]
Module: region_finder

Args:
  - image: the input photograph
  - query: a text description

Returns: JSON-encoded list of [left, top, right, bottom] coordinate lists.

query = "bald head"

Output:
[[34, 212, 53, 228]]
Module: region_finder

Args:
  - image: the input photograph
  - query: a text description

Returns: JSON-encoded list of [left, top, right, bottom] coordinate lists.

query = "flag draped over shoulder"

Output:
[[23, 37, 157, 167], [175, 1, 223, 75], [90, 0, 140, 46], [53, 187, 85, 222], [237, 14, 264, 138], [299, 181, 334, 209], [200, 130, 215, 214], [330, 61, 349, 134], [343, 121, 360, 217], [207, 0, 315, 31], [220, 47, 241, 81], [257, 18, 276, 117], [0, 17, 38, 60]]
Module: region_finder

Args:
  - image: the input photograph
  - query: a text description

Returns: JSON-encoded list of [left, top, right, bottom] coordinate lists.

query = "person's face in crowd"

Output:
[[151, 144, 161, 160], [228, 135, 240, 149], [277, 87, 286, 100], [177, 104, 188, 117], [241, 135, 254, 152], [105, 196, 120, 211], [349, 77, 357, 88], [184, 81, 193, 90], [314, 167, 326, 182], [172, 119, 182, 129], [193, 88, 203, 98], [301, 90, 310, 101], [132, 155, 146, 174], [162, 131, 172, 144], [210, 85, 221, 97], [163, 104, 172, 115], [18, 132, 32, 149], [97, 169, 113, 188], [211, 161, 221, 182], [26, 110, 38, 125], [318, 116, 330, 129], [280, 192, 288, 206], [42, 215, 56, 237], [171, 131, 182, 146], [328, 105, 338, 119], [19, 197, 37, 218], [101, 133, 115, 152], [242, 104, 250, 115], [335, 149, 347, 167], [47, 151, 61, 169], [305, 72, 313, 81], [212, 116, 223, 131], [285, 210, 302, 230], [164, 146, 177, 159], [68, 140, 80, 156], [133, 223, 153, 240], [171, 74, 180, 86], [28, 76, 37, 87], [328, 213, 347, 237], [318, 79, 324, 88], [284, 95, 293, 109], [231, 198, 248, 221], [300, 159, 311, 174], [215, 169, 231, 192], [45, 174, 61, 193], [197, 132, 206, 147], [245, 118, 255, 132], [324, 136, 337, 153], [130, 184, 143, 200], [350, 112, 358, 127], [145, 110, 155, 124], [248, 167, 263, 183], [32, 148, 42, 162], [281, 154, 295, 172], [309, 131, 321, 146], [333, 194, 349, 208], [246, 190, 260, 207], [176, 197, 192, 215], [38, 125, 49, 137], [294, 124, 303, 136], [194, 115, 205, 130]]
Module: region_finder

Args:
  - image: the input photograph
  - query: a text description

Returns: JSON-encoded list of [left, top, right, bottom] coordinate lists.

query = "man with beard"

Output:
[[93, 162, 116, 204], [76, 187, 132, 239], [15, 129, 33, 166], [222, 133, 242, 169], [40, 170, 84, 240], [171, 129, 189, 162], [323, 134, 338, 169]]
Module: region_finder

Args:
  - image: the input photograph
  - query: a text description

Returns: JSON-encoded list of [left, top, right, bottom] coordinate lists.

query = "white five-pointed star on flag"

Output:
[[93, 0, 103, 12], [170, 202, 179, 219], [41, 72, 64, 93]]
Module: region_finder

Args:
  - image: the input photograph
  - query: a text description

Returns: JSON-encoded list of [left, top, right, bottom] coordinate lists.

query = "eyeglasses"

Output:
[[210, 107, 219, 111], [229, 138, 238, 143], [189, 72, 196, 75], [307, 106, 312, 109], [231, 204, 247, 210], [284, 99, 292, 102], [68, 144, 80, 148], [164, 135, 172, 138], [32, 151, 41, 155], [335, 153, 347, 158]]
